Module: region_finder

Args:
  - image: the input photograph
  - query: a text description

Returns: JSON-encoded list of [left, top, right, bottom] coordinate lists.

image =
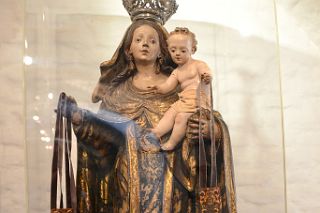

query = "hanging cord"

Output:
[[197, 80, 208, 189], [51, 92, 77, 212], [208, 82, 217, 187], [197, 75, 218, 188]]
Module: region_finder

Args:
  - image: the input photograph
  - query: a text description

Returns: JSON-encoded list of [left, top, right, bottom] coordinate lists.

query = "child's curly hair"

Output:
[[168, 27, 198, 53]]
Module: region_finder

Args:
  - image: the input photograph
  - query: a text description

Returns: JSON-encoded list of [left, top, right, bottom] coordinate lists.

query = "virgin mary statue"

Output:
[[64, 0, 237, 212]]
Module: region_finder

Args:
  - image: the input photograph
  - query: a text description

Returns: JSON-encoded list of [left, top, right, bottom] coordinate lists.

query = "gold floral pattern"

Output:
[[73, 79, 237, 212]]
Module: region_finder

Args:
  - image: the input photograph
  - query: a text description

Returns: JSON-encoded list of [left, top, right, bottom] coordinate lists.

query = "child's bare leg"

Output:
[[161, 112, 192, 151], [152, 107, 177, 138]]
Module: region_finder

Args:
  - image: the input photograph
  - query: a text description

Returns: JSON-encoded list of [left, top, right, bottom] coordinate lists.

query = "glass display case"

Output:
[[24, 0, 286, 212]]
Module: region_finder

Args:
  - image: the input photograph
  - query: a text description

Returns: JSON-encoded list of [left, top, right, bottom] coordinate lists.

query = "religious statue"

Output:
[[56, 0, 237, 212]]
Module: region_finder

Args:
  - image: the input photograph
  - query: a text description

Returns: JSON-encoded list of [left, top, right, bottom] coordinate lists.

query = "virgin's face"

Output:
[[129, 25, 161, 65]]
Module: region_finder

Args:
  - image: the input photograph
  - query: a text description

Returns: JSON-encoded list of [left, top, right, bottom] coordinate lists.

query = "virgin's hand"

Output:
[[67, 96, 83, 125], [186, 109, 221, 141], [59, 95, 82, 125], [187, 116, 210, 140]]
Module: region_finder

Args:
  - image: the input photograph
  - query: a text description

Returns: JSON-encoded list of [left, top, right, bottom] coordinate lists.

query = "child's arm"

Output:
[[149, 70, 179, 94], [197, 61, 212, 84]]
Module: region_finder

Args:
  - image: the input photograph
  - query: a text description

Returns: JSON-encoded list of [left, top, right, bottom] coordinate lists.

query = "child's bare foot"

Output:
[[160, 142, 176, 151]]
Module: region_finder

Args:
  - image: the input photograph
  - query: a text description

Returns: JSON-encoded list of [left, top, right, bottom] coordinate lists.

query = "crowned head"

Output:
[[123, 0, 178, 25]]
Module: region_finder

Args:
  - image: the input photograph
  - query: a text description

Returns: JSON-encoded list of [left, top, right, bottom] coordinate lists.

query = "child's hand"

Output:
[[201, 73, 212, 84], [146, 85, 159, 93]]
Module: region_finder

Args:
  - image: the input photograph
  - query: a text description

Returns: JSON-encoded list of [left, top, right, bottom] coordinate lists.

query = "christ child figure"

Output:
[[150, 27, 212, 151]]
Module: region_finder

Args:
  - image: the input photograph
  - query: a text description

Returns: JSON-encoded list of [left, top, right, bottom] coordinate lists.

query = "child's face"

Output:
[[167, 34, 193, 66]]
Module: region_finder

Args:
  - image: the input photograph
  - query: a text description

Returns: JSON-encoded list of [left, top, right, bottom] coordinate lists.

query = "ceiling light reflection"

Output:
[[23, 56, 33, 65], [45, 145, 53, 150], [48, 93, 53, 100], [24, 40, 28, 49], [41, 136, 51, 143]]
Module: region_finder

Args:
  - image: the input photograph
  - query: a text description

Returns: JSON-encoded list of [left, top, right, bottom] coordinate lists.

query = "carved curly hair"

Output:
[[168, 27, 198, 53]]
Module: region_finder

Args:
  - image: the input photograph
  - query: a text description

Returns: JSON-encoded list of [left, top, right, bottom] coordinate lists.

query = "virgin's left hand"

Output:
[[186, 115, 210, 140], [186, 111, 220, 141]]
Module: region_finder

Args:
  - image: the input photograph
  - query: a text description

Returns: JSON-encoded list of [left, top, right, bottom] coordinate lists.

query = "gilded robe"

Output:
[[73, 78, 237, 213]]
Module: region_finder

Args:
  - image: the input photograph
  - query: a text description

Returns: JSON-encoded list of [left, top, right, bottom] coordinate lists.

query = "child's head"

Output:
[[167, 27, 198, 65]]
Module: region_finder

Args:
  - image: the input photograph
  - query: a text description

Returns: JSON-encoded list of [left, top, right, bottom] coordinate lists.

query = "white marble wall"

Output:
[[277, 1, 320, 212], [168, 19, 286, 212], [1, 0, 320, 213], [0, 0, 27, 213]]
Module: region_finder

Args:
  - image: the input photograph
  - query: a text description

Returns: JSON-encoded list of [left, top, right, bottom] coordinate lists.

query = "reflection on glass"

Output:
[[24, 0, 286, 212], [23, 55, 33, 65]]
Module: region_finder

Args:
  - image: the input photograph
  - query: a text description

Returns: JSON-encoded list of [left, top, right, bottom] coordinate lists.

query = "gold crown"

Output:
[[123, 0, 178, 25]]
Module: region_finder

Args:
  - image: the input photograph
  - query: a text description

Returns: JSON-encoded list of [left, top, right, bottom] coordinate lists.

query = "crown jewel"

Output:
[[123, 0, 178, 25]]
